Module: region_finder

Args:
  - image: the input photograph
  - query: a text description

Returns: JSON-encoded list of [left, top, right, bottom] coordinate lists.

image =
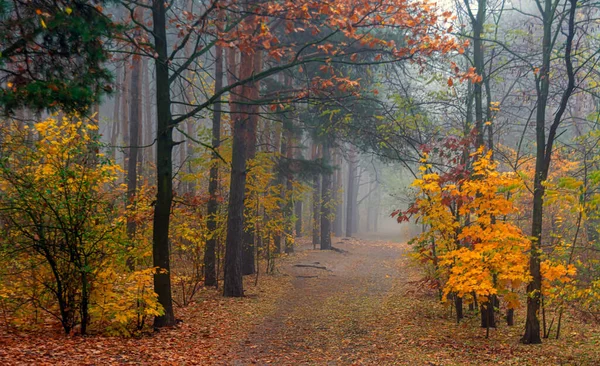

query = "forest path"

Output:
[[228, 237, 413, 365]]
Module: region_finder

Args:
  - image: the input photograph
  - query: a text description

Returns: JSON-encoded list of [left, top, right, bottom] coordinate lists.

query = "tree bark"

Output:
[[110, 67, 122, 161], [223, 43, 259, 296], [151, 0, 175, 327], [241, 50, 262, 275], [320, 141, 332, 250], [345, 147, 357, 237], [333, 150, 343, 237], [126, 8, 143, 255], [311, 142, 321, 247], [204, 45, 223, 287], [284, 125, 295, 253], [470, 0, 486, 147]]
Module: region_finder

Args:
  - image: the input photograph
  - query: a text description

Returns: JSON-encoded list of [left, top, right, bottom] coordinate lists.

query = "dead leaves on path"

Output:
[[2, 239, 600, 365], [0, 275, 291, 365]]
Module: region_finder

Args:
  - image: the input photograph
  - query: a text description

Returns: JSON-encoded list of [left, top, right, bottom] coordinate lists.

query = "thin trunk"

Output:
[[471, 0, 486, 147], [345, 147, 357, 237], [295, 200, 303, 237], [320, 141, 332, 250], [127, 10, 143, 254], [311, 142, 321, 247], [455, 294, 463, 323], [333, 151, 343, 236], [111, 67, 123, 161], [284, 125, 295, 253], [241, 51, 262, 275], [204, 45, 223, 287], [143, 58, 154, 173], [294, 134, 304, 237], [121, 61, 131, 173], [524, 0, 577, 345]]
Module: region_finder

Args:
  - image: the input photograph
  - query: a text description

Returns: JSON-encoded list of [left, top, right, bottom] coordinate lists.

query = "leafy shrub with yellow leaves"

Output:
[[0, 115, 161, 335]]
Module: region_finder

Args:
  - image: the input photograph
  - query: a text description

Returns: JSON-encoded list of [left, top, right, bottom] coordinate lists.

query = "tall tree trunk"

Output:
[[353, 168, 360, 233], [126, 18, 143, 258], [311, 142, 321, 247], [283, 125, 295, 253], [241, 50, 262, 276], [143, 58, 154, 174], [121, 61, 130, 173], [151, 0, 175, 327], [345, 146, 357, 237], [522, 0, 551, 344], [223, 42, 259, 296], [333, 150, 343, 237], [272, 119, 283, 253], [320, 141, 332, 250], [204, 45, 223, 287], [470, 0, 486, 147], [523, 0, 577, 344], [110, 67, 123, 161], [294, 200, 303, 237], [373, 182, 380, 233]]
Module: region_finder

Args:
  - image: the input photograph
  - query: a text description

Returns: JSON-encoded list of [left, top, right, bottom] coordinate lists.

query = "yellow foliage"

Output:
[[0, 115, 160, 334], [411, 149, 530, 307]]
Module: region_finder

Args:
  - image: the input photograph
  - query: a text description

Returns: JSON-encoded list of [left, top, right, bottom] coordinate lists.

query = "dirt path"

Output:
[[225, 237, 600, 366], [228, 238, 409, 365]]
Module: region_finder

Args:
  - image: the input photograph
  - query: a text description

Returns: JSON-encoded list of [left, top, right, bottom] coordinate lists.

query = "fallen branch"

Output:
[[294, 264, 328, 270], [331, 247, 349, 254]]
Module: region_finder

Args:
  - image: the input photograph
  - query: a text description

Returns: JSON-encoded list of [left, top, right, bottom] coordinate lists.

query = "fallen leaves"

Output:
[[2, 239, 600, 365]]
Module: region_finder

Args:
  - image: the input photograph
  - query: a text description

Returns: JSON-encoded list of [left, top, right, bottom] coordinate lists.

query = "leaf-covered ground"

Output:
[[2, 237, 600, 365]]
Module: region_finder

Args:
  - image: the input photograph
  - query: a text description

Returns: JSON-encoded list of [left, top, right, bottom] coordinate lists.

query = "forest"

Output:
[[1, 0, 600, 364]]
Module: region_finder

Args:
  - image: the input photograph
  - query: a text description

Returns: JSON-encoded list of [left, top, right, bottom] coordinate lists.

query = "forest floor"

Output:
[[2, 236, 600, 365]]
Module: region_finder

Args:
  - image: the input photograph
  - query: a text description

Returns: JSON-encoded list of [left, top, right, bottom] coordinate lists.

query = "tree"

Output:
[[0, 116, 123, 334], [320, 139, 333, 250], [0, 0, 116, 113], [150, 0, 175, 327], [523, 0, 578, 344], [204, 44, 223, 287]]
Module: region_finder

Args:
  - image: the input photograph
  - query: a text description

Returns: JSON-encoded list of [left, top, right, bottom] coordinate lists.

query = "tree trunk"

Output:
[[311, 142, 321, 247], [295, 200, 303, 237], [320, 141, 332, 250], [507, 308, 514, 326], [481, 297, 496, 329], [241, 51, 262, 276], [523, 0, 578, 345], [121, 60, 130, 173], [294, 134, 304, 237], [151, 0, 175, 328], [284, 125, 295, 253], [143, 57, 154, 174], [126, 10, 143, 253], [455, 294, 463, 323], [345, 148, 356, 237], [223, 44, 258, 296], [110, 67, 122, 161], [472, 0, 486, 147], [333, 150, 343, 237], [522, 0, 551, 345], [204, 45, 223, 287]]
